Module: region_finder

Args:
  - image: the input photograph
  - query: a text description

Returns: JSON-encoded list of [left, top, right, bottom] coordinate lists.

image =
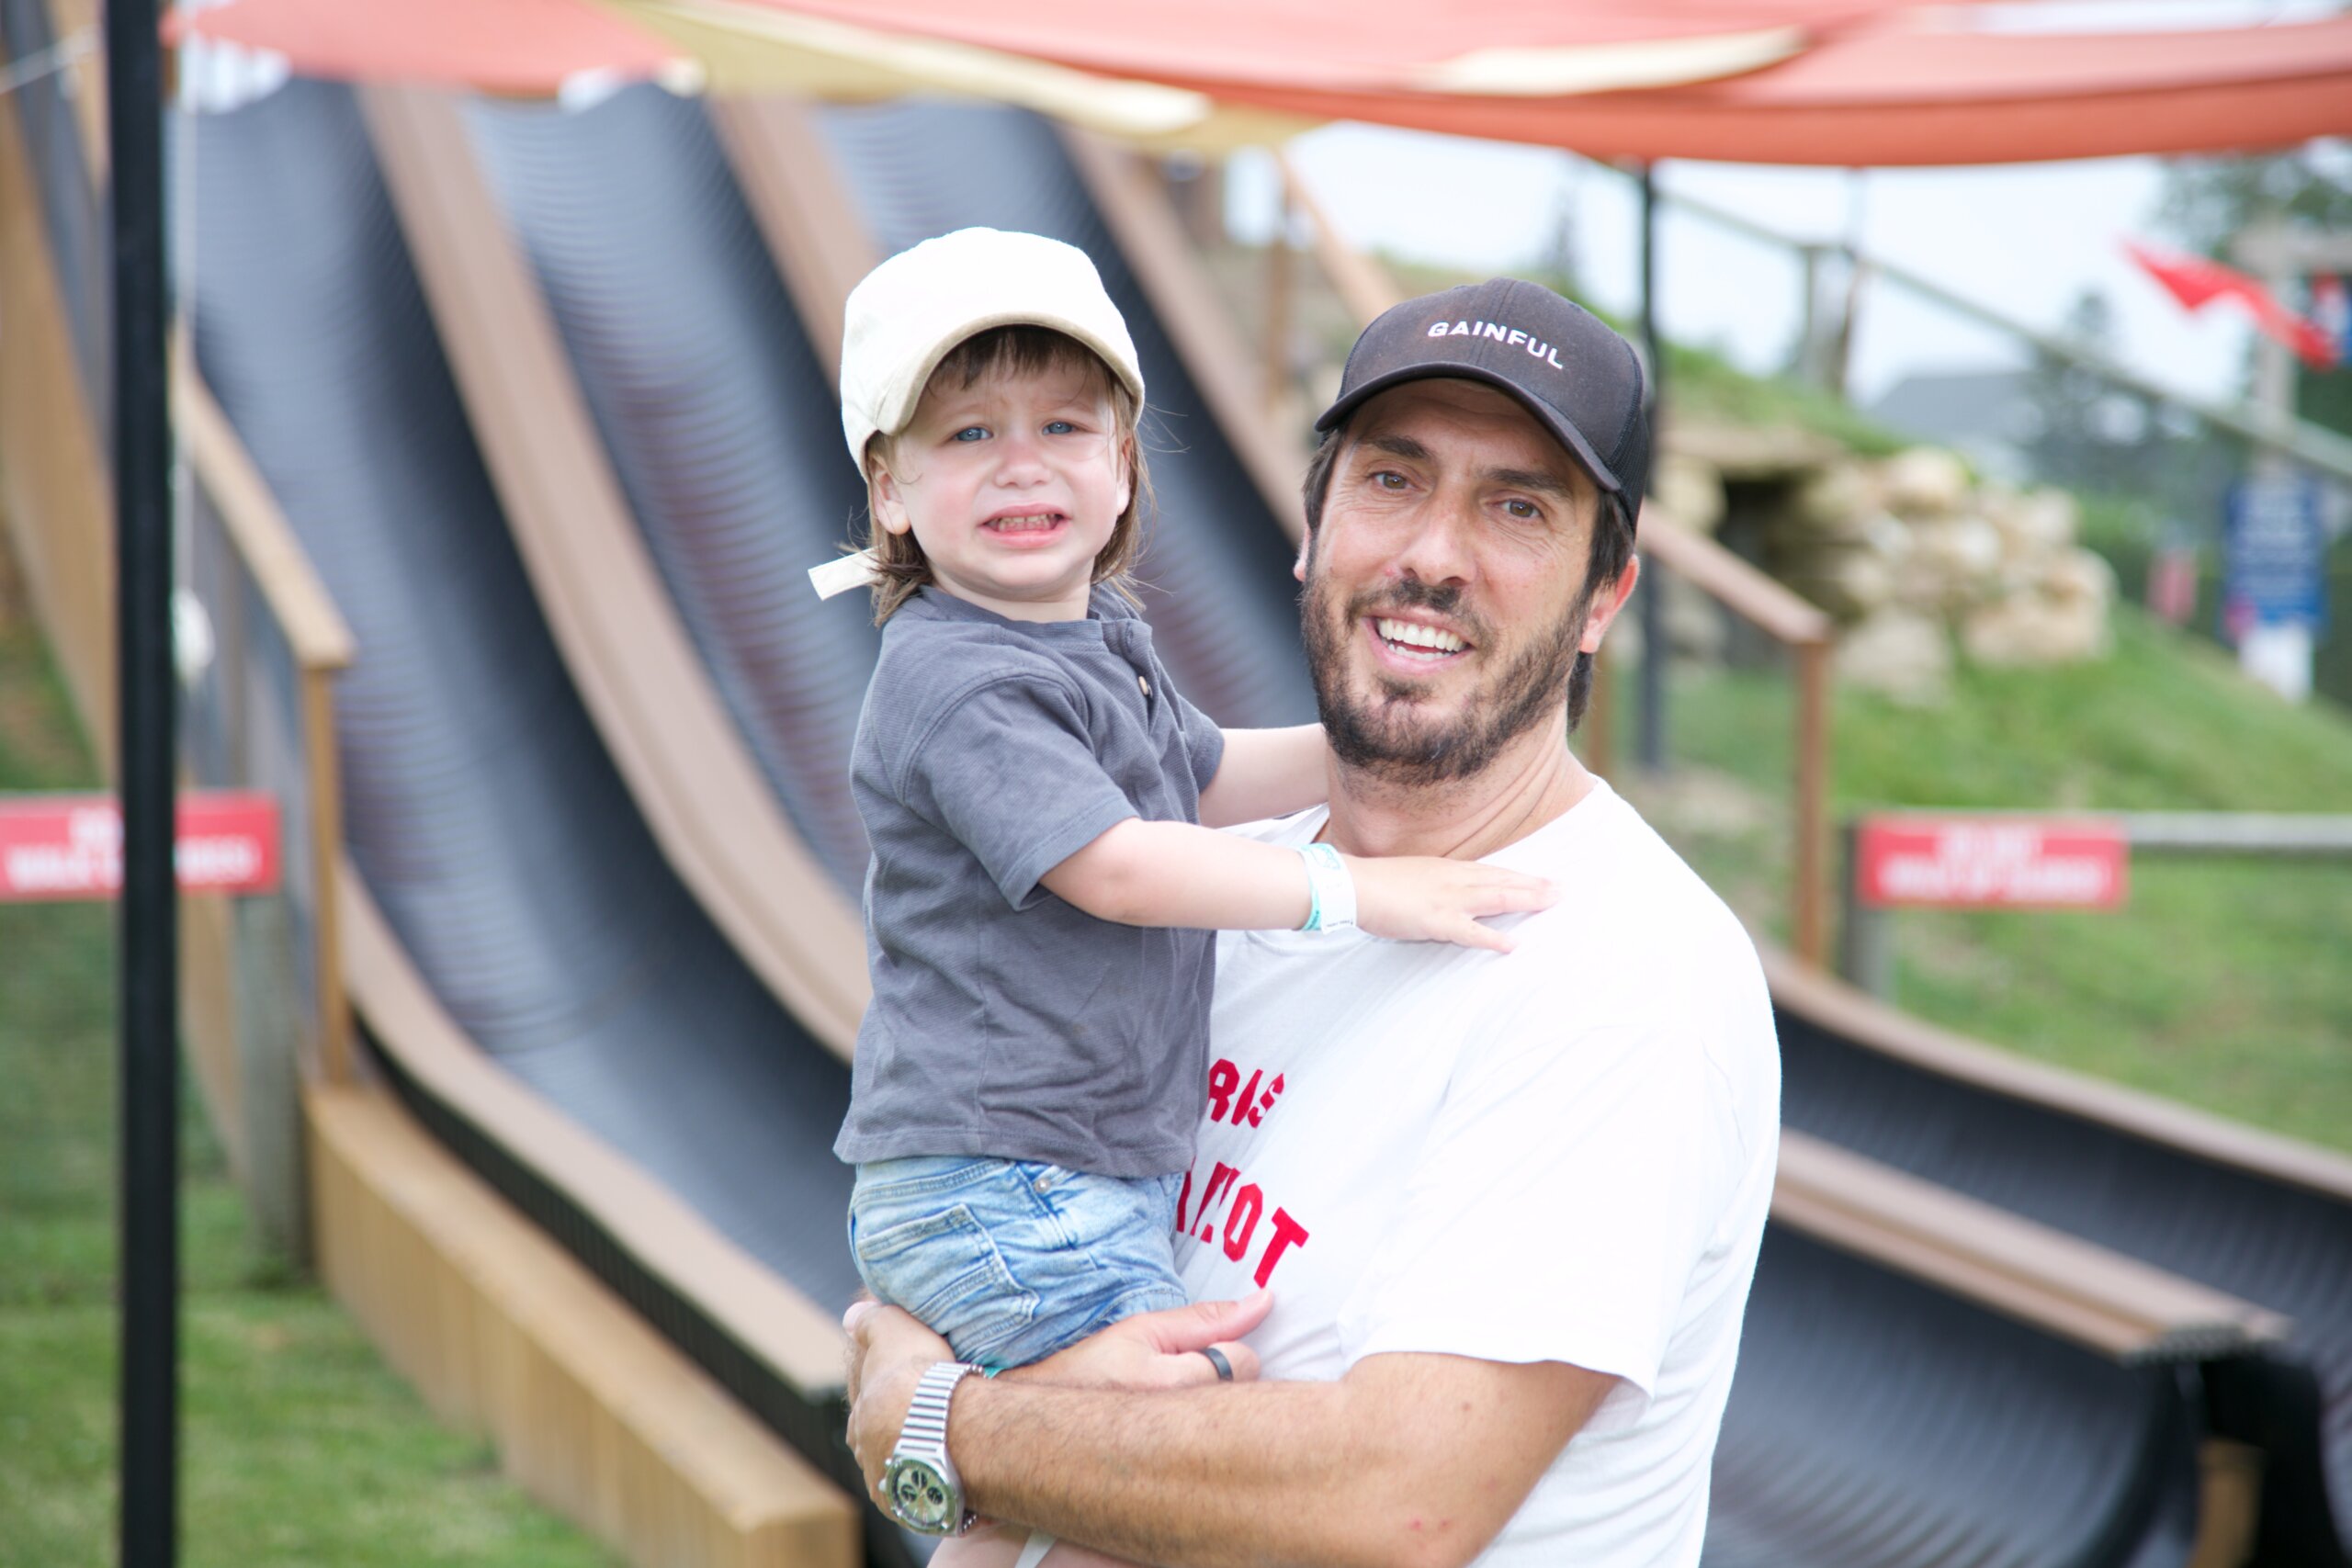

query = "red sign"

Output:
[[1855, 816, 2129, 911], [0, 792, 281, 902]]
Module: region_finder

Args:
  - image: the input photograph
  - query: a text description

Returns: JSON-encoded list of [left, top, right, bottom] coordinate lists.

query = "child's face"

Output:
[[869, 356, 1132, 623]]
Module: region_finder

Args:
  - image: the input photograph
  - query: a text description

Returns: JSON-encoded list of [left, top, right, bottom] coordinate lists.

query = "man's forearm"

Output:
[[951, 1376, 1465, 1568], [956, 1377, 1386, 1568]]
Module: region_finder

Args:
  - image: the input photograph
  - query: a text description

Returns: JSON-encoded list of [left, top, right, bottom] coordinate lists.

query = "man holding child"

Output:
[[842, 269, 1780, 1568]]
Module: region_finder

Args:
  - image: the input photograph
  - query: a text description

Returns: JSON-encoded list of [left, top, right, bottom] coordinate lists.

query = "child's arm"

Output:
[[1197, 726, 1329, 829], [1038, 819, 1555, 953]]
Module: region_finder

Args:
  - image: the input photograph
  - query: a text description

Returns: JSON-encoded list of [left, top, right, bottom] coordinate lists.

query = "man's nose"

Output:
[[1389, 491, 1477, 586]]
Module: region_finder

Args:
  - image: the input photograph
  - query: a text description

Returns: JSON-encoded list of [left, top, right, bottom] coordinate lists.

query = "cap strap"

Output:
[[808, 549, 883, 602]]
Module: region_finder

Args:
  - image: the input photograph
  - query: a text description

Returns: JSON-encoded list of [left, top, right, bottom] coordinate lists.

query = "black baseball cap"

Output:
[[1315, 279, 1651, 525]]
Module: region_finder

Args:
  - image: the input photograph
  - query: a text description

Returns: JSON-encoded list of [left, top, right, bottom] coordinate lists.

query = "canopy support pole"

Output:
[[111, 0, 177, 1561], [1635, 163, 1667, 775]]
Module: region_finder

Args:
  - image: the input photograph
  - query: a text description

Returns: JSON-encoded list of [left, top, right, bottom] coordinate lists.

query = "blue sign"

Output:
[[2223, 475, 2328, 637]]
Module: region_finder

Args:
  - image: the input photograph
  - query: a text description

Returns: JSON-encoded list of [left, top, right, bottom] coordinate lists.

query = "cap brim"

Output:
[[1313, 360, 1624, 497], [875, 309, 1148, 448]]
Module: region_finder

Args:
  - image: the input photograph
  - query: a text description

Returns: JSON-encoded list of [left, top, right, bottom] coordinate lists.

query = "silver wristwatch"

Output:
[[879, 1360, 984, 1536]]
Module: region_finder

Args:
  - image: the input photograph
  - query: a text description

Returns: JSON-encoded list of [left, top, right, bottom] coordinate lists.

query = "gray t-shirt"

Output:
[[833, 586, 1227, 1179]]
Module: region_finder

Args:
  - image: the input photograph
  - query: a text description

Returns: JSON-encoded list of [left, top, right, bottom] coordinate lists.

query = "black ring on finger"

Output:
[[1198, 1346, 1235, 1382]]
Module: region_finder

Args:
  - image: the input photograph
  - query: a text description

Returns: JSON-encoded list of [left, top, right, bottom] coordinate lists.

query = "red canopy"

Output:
[[695, 0, 1914, 90], [173, 0, 2352, 165], [164, 0, 678, 97], [1147, 14, 2352, 164]]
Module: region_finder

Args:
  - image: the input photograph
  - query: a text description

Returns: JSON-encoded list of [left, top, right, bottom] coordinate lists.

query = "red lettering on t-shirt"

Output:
[[1174, 1167, 1193, 1233], [1194, 1161, 1238, 1240], [1205, 1059, 1239, 1122], [1247, 1073, 1285, 1128], [1233, 1069, 1263, 1122], [1222, 1183, 1264, 1260], [1254, 1208, 1310, 1288]]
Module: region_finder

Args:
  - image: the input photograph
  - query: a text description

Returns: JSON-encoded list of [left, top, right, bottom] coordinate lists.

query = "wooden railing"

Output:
[[175, 355, 357, 1088], [361, 84, 869, 1060], [1271, 152, 1835, 964]]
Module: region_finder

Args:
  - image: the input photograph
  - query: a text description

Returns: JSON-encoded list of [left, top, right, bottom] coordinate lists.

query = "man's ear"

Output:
[[1294, 525, 1312, 584], [867, 454, 914, 538], [1578, 555, 1641, 654]]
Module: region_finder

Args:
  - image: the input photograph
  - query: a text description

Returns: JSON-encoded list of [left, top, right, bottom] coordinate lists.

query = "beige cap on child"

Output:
[[814, 228, 1148, 601], [837, 226, 1146, 468]]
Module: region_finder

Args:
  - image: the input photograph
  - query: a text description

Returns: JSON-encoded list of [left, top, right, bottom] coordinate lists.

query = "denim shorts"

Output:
[[848, 1156, 1189, 1371]]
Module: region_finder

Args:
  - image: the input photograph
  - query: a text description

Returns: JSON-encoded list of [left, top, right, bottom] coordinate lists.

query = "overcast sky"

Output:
[[1238, 1, 2346, 412]]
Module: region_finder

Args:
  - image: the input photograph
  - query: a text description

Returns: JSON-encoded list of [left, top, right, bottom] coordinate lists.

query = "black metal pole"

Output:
[[1636, 162, 1668, 774], [109, 0, 176, 1562]]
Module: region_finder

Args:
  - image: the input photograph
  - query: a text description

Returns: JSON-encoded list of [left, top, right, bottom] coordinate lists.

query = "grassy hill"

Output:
[[1610, 607, 2352, 1152], [0, 565, 610, 1566]]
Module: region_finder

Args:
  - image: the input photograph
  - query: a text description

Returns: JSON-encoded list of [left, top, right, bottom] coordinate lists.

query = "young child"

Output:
[[820, 228, 1553, 1458]]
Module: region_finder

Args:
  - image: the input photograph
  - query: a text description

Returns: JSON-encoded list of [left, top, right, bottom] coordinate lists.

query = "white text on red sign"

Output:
[[0, 793, 282, 902], [1855, 818, 2128, 911]]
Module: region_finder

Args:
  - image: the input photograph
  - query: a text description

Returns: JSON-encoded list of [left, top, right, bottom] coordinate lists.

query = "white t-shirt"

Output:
[[1174, 779, 1780, 1567]]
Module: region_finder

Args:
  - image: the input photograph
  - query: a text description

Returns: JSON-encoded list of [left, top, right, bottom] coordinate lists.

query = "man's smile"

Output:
[[1365, 611, 1475, 673]]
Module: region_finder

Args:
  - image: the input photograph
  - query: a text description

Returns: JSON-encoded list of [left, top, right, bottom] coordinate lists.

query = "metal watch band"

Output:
[[881, 1359, 983, 1536], [902, 1359, 978, 1452]]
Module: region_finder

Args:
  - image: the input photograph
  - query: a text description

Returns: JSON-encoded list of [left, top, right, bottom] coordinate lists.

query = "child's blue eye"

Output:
[[1045, 420, 1077, 435], [953, 425, 989, 443]]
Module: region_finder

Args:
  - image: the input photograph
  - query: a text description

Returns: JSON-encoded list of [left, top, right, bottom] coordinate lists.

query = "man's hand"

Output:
[[841, 1292, 1273, 1506], [841, 1298, 952, 1510], [1349, 854, 1556, 953], [1019, 1292, 1271, 1390]]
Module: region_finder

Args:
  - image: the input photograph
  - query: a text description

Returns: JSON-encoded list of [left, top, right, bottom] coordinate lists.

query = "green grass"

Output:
[[0, 604, 612, 1566], [1609, 609, 2352, 1152]]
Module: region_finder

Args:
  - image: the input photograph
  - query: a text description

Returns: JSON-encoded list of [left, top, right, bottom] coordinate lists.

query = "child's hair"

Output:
[[862, 325, 1152, 624]]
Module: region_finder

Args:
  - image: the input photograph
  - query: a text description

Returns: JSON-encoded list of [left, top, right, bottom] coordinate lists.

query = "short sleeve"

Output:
[[1171, 685, 1227, 794], [1336, 1006, 1728, 1420], [895, 671, 1140, 909]]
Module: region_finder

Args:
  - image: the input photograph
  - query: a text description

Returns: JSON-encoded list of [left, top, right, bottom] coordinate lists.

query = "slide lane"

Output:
[[176, 78, 912, 1562], [460, 88, 881, 895], [1771, 956, 2352, 1565]]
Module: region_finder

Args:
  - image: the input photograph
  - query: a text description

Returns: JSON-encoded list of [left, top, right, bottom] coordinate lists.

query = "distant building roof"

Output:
[[1869, 368, 2036, 483]]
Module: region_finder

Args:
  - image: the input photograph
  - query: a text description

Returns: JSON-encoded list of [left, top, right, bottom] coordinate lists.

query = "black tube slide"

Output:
[[176, 75, 2219, 1568], [819, 99, 1317, 734], [469, 89, 2201, 1567], [1713, 1227, 2196, 1568], [462, 87, 882, 894], [1782, 1010, 2352, 1562], [175, 80, 902, 1552]]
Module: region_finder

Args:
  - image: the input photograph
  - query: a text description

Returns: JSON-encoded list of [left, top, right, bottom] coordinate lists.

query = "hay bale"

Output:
[[1837, 609, 1952, 705], [1881, 446, 1972, 517]]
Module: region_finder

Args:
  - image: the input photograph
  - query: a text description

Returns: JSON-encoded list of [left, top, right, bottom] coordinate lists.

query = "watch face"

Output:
[[883, 1457, 958, 1533]]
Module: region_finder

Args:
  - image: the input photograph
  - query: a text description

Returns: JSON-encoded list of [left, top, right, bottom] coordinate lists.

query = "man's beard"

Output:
[[1301, 564, 1586, 787]]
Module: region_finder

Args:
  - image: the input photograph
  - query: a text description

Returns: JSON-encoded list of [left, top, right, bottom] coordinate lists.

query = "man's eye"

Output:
[[953, 425, 989, 443], [1503, 499, 1541, 520], [1373, 471, 1408, 491]]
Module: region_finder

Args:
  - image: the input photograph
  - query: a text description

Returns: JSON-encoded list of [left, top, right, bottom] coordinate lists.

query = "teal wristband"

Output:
[[1297, 842, 1357, 933]]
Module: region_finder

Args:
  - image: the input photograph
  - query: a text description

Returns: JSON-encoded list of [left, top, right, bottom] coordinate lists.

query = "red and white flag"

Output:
[[2124, 240, 2339, 368]]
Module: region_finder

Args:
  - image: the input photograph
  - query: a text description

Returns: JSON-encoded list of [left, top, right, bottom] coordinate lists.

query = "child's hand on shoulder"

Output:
[[1348, 855, 1558, 953]]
